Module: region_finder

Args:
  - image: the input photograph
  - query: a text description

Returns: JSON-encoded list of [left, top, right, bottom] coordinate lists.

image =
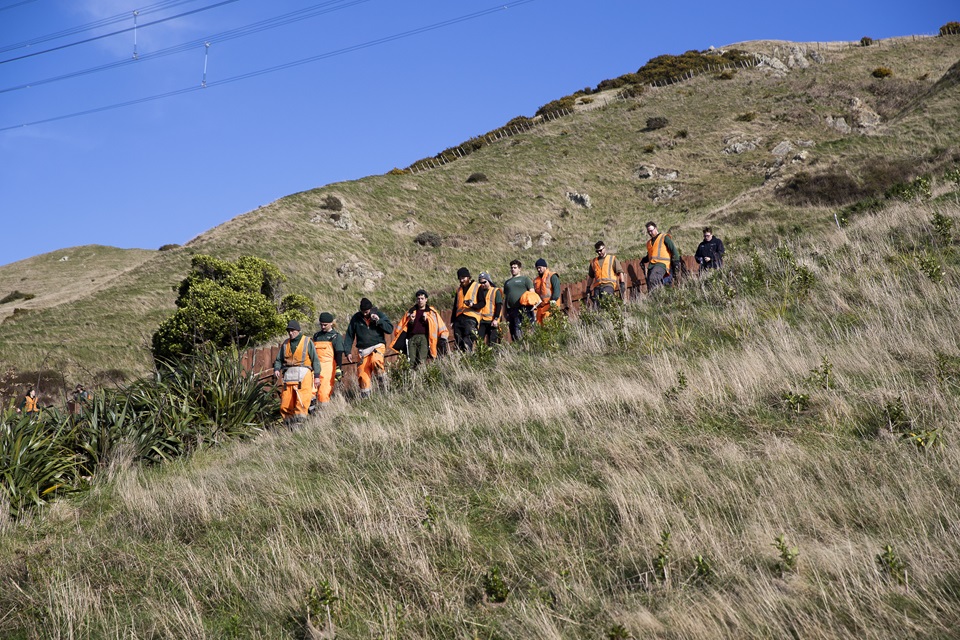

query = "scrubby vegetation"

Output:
[[0, 290, 34, 304], [940, 21, 960, 36], [151, 255, 314, 362], [872, 66, 893, 79]]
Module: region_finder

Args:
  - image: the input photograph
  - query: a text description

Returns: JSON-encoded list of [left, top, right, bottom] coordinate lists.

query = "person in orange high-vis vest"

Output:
[[640, 221, 681, 292], [451, 267, 483, 352], [534, 258, 561, 325], [587, 241, 625, 301], [273, 319, 321, 427], [17, 388, 39, 416], [312, 311, 345, 408], [476, 273, 504, 345], [391, 289, 450, 367]]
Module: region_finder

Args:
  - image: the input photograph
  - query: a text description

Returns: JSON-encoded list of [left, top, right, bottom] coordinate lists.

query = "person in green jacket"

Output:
[[502, 259, 536, 341], [344, 298, 394, 398]]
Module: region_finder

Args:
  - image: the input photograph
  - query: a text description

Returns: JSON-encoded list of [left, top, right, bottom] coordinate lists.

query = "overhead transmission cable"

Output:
[[0, 0, 538, 133], [0, 0, 242, 64], [0, 0, 203, 53], [0, 0, 371, 94], [0, 0, 43, 14]]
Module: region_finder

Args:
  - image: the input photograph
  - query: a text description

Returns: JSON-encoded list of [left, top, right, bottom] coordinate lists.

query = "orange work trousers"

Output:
[[315, 360, 336, 404], [357, 347, 385, 392], [535, 304, 552, 325], [280, 371, 314, 418]]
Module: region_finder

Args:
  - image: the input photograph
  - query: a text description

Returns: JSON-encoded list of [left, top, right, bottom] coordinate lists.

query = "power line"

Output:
[[0, 0, 242, 64], [0, 0, 538, 133], [0, 0, 43, 13], [0, 0, 371, 94], [0, 0, 202, 52]]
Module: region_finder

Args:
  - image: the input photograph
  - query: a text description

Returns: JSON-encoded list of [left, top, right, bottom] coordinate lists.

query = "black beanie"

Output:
[[457, 267, 470, 280]]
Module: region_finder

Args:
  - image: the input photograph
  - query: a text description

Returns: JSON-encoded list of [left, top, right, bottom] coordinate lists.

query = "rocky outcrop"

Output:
[[566, 191, 592, 208], [635, 165, 680, 180], [337, 258, 383, 292]]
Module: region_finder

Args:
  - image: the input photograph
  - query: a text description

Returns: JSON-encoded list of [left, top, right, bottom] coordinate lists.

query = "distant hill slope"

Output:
[[1, 35, 958, 382]]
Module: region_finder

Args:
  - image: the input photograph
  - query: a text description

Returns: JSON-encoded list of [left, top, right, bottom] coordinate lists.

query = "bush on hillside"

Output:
[[776, 171, 865, 206], [319, 195, 343, 211], [158, 244, 180, 251], [736, 112, 757, 122], [939, 21, 960, 36], [645, 116, 669, 131], [387, 168, 409, 176], [618, 84, 645, 99], [466, 173, 488, 184], [633, 49, 753, 86], [415, 231, 442, 248], [872, 67, 893, 79], [152, 255, 313, 362], [716, 70, 736, 80], [0, 290, 34, 304], [860, 36, 874, 47]]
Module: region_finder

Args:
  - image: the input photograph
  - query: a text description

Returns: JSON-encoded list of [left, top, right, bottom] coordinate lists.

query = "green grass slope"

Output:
[[1, 193, 959, 637], [0, 35, 958, 380]]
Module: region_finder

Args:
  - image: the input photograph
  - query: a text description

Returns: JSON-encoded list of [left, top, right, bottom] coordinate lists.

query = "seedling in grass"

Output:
[[876, 545, 908, 586], [482, 565, 509, 603], [782, 391, 809, 414], [772, 534, 799, 577], [692, 554, 717, 582], [653, 531, 672, 585]]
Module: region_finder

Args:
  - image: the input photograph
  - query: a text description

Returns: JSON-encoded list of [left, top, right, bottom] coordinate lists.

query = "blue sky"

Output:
[[0, 0, 954, 266]]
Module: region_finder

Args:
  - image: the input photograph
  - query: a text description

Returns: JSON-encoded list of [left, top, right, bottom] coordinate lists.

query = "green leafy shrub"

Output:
[[860, 36, 874, 46], [645, 116, 669, 131], [414, 231, 442, 248], [876, 545, 907, 585], [886, 175, 931, 201], [716, 70, 735, 80], [158, 244, 180, 251], [872, 67, 893, 79], [618, 84, 645, 99], [674, 129, 688, 139], [152, 255, 311, 362], [465, 172, 488, 184], [387, 167, 409, 176], [632, 49, 754, 86], [939, 21, 960, 36], [932, 212, 955, 244]]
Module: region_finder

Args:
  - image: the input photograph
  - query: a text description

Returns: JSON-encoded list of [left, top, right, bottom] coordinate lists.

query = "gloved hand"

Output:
[[335, 367, 343, 382]]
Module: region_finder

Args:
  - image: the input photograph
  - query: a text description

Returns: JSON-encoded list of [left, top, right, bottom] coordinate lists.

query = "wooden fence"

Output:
[[242, 256, 701, 389]]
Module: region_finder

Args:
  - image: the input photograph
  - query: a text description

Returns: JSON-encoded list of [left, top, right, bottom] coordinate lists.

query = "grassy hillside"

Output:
[[1, 35, 958, 385], [1, 193, 959, 637]]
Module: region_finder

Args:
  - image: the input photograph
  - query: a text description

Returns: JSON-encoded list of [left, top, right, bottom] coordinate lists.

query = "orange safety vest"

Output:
[[392, 307, 450, 358], [591, 255, 620, 291], [22, 395, 39, 413], [282, 335, 313, 370], [479, 287, 502, 322], [646, 233, 672, 273], [535, 269, 556, 305], [455, 281, 481, 322]]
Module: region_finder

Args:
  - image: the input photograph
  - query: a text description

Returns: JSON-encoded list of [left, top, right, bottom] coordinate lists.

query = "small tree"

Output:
[[152, 255, 314, 362], [939, 21, 960, 36]]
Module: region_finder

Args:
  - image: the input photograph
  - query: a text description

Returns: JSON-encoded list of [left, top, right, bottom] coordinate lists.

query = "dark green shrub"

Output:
[[414, 231, 442, 248], [645, 116, 669, 131], [939, 21, 960, 36], [633, 49, 753, 86], [0, 290, 35, 304], [872, 67, 893, 79], [716, 70, 735, 80], [675, 129, 688, 139], [387, 167, 408, 176], [482, 566, 509, 603], [776, 171, 866, 206], [158, 244, 180, 251], [736, 112, 757, 122], [860, 36, 874, 46], [466, 173, 488, 184], [152, 255, 312, 362], [320, 194, 343, 211], [619, 84, 645, 99], [536, 96, 576, 117]]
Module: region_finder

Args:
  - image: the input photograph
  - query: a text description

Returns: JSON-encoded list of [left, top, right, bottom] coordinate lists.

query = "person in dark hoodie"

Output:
[[344, 297, 394, 398]]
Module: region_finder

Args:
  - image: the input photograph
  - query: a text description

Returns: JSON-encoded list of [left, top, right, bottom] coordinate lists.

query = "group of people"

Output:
[[13, 383, 90, 417], [271, 224, 724, 426]]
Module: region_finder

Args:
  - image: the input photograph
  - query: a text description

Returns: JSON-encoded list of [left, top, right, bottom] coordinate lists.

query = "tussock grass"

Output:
[[2, 198, 960, 637]]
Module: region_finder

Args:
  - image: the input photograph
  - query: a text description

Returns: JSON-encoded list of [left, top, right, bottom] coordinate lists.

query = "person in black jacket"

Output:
[[695, 227, 725, 270]]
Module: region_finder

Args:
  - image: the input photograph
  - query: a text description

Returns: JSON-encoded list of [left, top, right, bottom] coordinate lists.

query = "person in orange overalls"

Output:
[[312, 312, 345, 410], [273, 319, 321, 427], [344, 298, 393, 399]]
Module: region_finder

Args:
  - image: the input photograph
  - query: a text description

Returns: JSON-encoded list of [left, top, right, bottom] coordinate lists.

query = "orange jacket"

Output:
[[479, 287, 503, 323], [392, 307, 450, 358], [535, 269, 558, 306]]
